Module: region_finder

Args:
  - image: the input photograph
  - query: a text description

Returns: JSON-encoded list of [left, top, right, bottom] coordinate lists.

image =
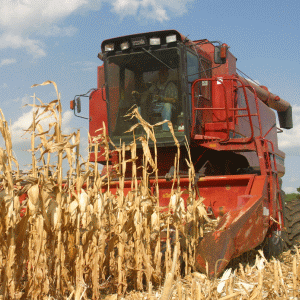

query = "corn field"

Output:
[[0, 81, 299, 299]]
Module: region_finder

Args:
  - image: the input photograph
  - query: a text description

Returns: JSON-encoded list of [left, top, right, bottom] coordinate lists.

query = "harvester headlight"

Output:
[[120, 41, 130, 50], [104, 43, 114, 52], [150, 37, 161, 46], [132, 37, 146, 47], [166, 34, 177, 43]]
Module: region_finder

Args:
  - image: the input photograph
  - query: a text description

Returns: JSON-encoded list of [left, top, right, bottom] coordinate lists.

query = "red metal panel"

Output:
[[198, 44, 237, 76], [89, 89, 108, 136], [97, 65, 105, 89], [89, 89, 108, 163], [195, 175, 268, 277]]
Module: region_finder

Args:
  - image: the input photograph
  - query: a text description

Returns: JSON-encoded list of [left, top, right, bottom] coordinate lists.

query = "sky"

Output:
[[0, 0, 299, 194]]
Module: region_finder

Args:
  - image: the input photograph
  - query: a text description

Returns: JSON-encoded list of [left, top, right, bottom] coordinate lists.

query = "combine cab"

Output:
[[71, 30, 295, 276]]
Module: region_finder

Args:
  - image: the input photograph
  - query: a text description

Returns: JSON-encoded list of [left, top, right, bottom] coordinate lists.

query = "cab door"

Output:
[[183, 49, 200, 138], [185, 49, 213, 137]]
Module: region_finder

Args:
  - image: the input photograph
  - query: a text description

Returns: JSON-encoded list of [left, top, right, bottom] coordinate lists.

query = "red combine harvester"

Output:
[[70, 30, 296, 276]]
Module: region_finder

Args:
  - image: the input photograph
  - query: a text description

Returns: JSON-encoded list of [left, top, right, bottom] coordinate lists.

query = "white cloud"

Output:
[[283, 186, 297, 194], [79, 135, 89, 162], [112, 0, 139, 16], [289, 176, 300, 183], [61, 110, 74, 134], [0, 0, 191, 29], [278, 105, 300, 155], [0, 108, 75, 170], [0, 33, 46, 57], [0, 58, 17, 67], [39, 25, 78, 37], [0, 0, 88, 57], [0, 0, 88, 31], [0, 0, 194, 57], [111, 0, 192, 22], [8, 108, 74, 145]]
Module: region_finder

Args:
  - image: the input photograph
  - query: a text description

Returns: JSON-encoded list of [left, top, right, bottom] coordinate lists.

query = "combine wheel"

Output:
[[263, 190, 285, 258], [263, 230, 284, 259], [283, 199, 300, 248]]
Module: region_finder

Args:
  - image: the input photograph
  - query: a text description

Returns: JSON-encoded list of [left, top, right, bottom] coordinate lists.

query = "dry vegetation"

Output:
[[0, 81, 299, 299]]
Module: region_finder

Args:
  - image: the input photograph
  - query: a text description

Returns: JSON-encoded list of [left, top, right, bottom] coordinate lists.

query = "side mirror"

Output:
[[214, 43, 228, 64], [76, 97, 81, 113]]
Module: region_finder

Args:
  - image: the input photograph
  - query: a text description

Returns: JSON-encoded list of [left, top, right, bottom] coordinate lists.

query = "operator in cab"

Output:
[[133, 66, 178, 131], [148, 66, 178, 131]]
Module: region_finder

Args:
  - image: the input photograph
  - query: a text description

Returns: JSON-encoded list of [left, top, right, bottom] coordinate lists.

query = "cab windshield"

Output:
[[105, 48, 184, 145]]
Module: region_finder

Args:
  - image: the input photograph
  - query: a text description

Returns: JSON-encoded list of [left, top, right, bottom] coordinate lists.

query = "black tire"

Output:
[[283, 199, 300, 248], [263, 230, 284, 259], [263, 189, 285, 258]]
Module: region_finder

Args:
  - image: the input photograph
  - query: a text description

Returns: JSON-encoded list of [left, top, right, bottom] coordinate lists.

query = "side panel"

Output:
[[236, 88, 278, 145], [201, 77, 235, 140], [97, 65, 105, 89], [195, 175, 269, 276], [89, 89, 108, 162], [199, 44, 237, 76]]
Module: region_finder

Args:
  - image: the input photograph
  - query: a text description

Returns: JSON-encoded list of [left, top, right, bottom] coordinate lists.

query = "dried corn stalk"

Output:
[[0, 83, 298, 300]]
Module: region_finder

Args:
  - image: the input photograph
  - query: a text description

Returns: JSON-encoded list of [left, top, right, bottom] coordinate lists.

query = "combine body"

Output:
[[71, 30, 293, 276]]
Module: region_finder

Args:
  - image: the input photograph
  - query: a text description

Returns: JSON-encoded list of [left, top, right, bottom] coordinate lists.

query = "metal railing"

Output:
[[191, 76, 264, 144]]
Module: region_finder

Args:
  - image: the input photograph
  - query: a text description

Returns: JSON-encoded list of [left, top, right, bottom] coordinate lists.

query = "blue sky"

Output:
[[0, 0, 299, 194]]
